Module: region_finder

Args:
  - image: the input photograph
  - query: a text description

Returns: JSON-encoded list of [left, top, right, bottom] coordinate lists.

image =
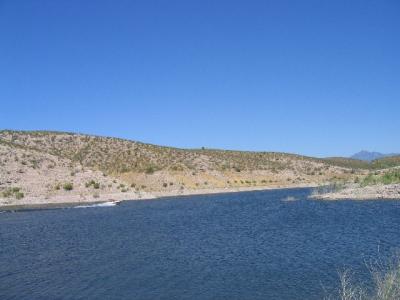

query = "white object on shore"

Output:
[[74, 201, 120, 209]]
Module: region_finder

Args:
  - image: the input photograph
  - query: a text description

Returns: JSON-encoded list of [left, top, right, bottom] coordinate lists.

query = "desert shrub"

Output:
[[163, 183, 168, 188], [145, 166, 155, 174], [1, 188, 24, 199], [85, 180, 100, 189], [1, 189, 13, 198], [360, 171, 400, 187], [15, 192, 24, 199], [63, 183, 73, 191]]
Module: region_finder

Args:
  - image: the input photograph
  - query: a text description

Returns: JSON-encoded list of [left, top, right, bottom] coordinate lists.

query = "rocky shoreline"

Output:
[[312, 183, 400, 200]]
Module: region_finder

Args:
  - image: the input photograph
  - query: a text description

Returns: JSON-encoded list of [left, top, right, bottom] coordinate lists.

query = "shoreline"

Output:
[[3, 183, 400, 212], [0, 184, 315, 212], [311, 183, 400, 201]]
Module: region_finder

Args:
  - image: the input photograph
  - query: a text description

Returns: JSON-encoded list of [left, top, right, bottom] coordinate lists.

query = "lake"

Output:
[[1, 188, 400, 299]]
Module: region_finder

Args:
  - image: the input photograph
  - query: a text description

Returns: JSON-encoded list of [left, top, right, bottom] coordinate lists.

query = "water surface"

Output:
[[1, 188, 400, 299]]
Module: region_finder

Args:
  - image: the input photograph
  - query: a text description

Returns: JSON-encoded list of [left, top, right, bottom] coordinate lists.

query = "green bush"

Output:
[[63, 183, 73, 191], [2, 189, 13, 198], [1, 188, 24, 199], [15, 192, 24, 199], [360, 171, 400, 187]]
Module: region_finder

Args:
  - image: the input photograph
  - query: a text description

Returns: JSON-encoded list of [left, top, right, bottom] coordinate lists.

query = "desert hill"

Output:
[[1, 130, 399, 206]]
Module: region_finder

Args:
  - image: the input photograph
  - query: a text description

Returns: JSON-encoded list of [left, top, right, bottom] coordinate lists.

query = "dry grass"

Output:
[[327, 254, 400, 300]]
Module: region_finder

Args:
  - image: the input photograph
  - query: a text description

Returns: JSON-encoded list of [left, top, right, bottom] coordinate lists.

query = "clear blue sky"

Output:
[[0, 0, 399, 157]]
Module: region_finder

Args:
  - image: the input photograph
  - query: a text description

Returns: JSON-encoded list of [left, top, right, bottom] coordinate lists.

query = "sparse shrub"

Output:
[[1, 189, 13, 198], [1, 187, 24, 199], [145, 166, 155, 174], [15, 192, 24, 199], [63, 183, 73, 191], [163, 183, 168, 188], [327, 253, 400, 300]]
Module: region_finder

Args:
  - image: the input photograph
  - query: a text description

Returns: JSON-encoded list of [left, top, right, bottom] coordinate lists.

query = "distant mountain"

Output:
[[351, 151, 399, 162]]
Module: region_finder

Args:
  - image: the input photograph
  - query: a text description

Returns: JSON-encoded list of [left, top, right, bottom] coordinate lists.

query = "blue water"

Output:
[[1, 188, 400, 300]]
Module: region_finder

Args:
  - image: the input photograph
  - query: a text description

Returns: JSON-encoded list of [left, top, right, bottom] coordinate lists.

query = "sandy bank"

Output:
[[0, 183, 315, 211]]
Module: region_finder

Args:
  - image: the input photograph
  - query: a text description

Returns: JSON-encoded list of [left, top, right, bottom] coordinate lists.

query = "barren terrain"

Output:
[[1, 130, 399, 207]]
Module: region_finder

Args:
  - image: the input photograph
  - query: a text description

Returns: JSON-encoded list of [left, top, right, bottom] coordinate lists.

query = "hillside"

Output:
[[1, 130, 399, 207]]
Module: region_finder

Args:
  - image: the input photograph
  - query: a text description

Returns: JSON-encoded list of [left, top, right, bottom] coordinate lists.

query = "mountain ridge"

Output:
[[351, 150, 399, 162]]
